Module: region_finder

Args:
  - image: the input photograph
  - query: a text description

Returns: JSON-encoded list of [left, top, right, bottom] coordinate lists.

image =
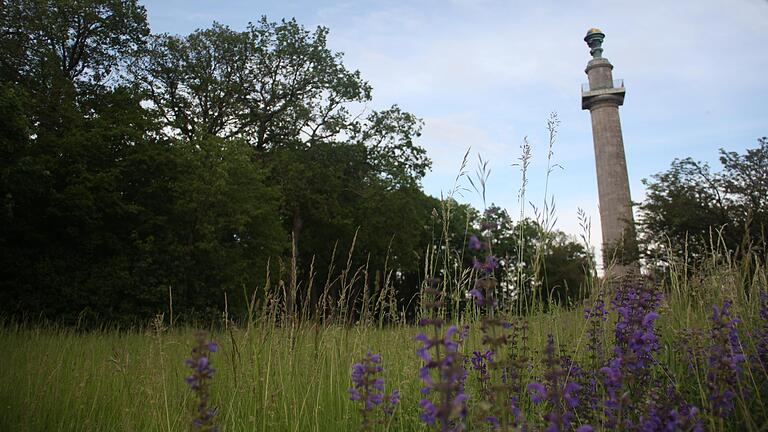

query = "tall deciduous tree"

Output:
[[638, 138, 768, 265], [1, 1, 289, 322], [2, 0, 148, 85], [134, 17, 433, 316], [134, 18, 371, 148]]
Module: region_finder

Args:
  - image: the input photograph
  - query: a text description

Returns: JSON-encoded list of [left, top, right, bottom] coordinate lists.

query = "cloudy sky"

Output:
[[142, 0, 768, 263]]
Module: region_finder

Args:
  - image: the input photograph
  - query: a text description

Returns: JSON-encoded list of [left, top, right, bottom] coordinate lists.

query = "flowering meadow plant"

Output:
[[185, 332, 218, 432], [348, 351, 399, 431], [415, 278, 469, 431], [707, 300, 746, 419], [527, 334, 588, 432], [467, 230, 527, 430]]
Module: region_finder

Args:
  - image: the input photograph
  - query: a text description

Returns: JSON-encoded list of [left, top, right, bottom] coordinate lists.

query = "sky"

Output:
[[141, 0, 768, 265]]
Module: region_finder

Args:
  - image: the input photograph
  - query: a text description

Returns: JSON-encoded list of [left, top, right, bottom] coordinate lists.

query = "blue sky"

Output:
[[141, 0, 768, 263]]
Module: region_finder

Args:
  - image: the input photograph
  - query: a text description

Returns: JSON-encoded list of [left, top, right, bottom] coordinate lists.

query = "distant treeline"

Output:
[[0, 1, 596, 324]]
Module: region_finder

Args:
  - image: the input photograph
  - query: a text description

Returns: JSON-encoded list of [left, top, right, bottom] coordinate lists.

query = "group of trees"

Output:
[[638, 138, 768, 268], [0, 0, 596, 324], [3, 1, 761, 325]]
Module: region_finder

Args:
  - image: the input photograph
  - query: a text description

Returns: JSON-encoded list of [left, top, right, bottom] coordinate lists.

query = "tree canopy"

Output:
[[638, 137, 768, 267], [1, 0, 594, 324]]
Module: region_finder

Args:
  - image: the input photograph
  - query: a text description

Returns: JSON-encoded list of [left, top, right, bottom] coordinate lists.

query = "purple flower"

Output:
[[640, 396, 703, 432], [383, 389, 399, 415], [527, 382, 546, 403], [185, 332, 218, 431], [419, 399, 438, 425], [563, 381, 582, 408], [528, 335, 583, 432], [472, 257, 482, 271], [470, 260, 525, 430], [483, 255, 498, 273], [752, 292, 768, 380], [707, 299, 745, 418], [642, 311, 659, 327], [598, 277, 664, 427], [471, 278, 498, 308], [348, 351, 399, 430], [611, 277, 662, 374], [348, 388, 361, 401], [469, 234, 482, 251], [416, 284, 468, 431], [469, 288, 484, 303]]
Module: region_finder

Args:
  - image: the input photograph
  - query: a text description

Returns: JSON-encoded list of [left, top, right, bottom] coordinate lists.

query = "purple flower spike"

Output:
[[349, 351, 399, 430], [469, 288, 484, 303], [707, 299, 745, 419], [483, 255, 498, 273], [752, 292, 768, 378], [416, 284, 468, 431], [184, 332, 218, 431], [528, 335, 584, 432]]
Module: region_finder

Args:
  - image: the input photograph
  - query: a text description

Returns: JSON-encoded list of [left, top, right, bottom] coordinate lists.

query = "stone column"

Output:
[[580, 29, 638, 274]]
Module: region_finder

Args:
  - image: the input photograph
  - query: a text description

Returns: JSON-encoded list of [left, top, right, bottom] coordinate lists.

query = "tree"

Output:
[[468, 206, 592, 310], [2, 5, 438, 324], [638, 138, 768, 266], [0, 1, 290, 323], [0, 0, 155, 322], [154, 137, 286, 318], [134, 17, 432, 318], [134, 18, 371, 149], [2, 0, 148, 86]]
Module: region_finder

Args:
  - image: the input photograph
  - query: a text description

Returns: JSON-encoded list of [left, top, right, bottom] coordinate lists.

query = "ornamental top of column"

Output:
[[584, 28, 605, 58]]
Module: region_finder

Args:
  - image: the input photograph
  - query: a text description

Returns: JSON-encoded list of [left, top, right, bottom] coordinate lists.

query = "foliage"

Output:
[[1, 2, 441, 324], [1, 1, 589, 326], [638, 138, 768, 265], [472, 205, 592, 309]]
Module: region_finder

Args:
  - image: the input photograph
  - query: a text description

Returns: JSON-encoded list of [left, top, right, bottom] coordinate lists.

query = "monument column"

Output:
[[580, 29, 638, 272]]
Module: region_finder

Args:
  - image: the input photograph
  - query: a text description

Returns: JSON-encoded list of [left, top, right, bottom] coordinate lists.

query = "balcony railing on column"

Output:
[[581, 79, 624, 93]]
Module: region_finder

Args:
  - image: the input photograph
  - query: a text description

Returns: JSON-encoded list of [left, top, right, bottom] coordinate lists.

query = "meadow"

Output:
[[3, 2, 766, 430], [2, 246, 766, 432]]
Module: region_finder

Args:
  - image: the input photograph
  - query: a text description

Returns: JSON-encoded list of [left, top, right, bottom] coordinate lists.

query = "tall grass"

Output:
[[1, 246, 764, 431]]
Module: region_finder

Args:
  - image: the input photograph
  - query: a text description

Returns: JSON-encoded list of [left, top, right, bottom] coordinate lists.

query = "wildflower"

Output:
[[753, 292, 768, 373], [598, 276, 664, 427], [483, 255, 499, 273], [469, 350, 493, 396], [611, 277, 662, 376], [582, 298, 607, 417], [185, 332, 218, 432], [349, 351, 399, 430], [528, 335, 590, 432], [469, 239, 526, 430], [416, 280, 468, 431], [469, 234, 482, 251], [470, 277, 498, 308], [707, 299, 745, 418], [638, 388, 703, 432]]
